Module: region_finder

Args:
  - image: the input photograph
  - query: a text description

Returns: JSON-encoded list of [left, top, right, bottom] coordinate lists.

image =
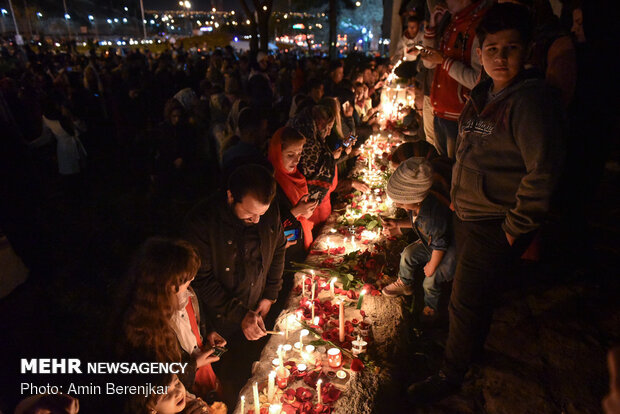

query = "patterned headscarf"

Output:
[[287, 106, 335, 203]]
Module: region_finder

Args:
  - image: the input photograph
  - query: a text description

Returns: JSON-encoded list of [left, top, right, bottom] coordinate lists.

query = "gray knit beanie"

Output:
[[386, 157, 433, 204]]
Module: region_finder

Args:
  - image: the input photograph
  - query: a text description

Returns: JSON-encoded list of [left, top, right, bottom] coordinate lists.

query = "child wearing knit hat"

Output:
[[382, 157, 456, 320]]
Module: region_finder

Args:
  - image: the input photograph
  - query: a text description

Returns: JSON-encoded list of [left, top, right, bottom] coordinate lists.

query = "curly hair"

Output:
[[123, 237, 201, 363]]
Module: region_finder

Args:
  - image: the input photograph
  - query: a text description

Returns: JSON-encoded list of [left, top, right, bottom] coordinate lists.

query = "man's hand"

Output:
[[505, 232, 516, 246], [255, 298, 273, 318], [241, 310, 267, 340], [194, 347, 220, 368], [205, 331, 227, 348], [420, 47, 444, 65], [430, 4, 448, 27], [424, 263, 437, 277]]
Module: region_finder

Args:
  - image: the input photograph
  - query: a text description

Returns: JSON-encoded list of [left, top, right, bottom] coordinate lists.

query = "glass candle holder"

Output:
[[275, 367, 290, 389], [327, 347, 342, 368]]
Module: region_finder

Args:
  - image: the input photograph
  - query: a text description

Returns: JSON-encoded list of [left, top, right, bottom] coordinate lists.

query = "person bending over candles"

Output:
[[267, 126, 318, 260], [122, 238, 226, 400], [286, 104, 338, 226], [183, 164, 286, 406], [382, 158, 456, 323]]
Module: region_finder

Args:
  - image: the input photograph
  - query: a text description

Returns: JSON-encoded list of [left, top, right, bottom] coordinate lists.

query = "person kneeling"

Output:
[[381, 157, 456, 321]]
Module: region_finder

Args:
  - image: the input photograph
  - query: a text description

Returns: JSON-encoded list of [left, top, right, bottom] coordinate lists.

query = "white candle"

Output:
[[268, 370, 276, 402], [311, 281, 316, 302], [269, 404, 282, 414], [311, 303, 315, 321], [283, 343, 292, 359], [316, 379, 323, 405], [296, 328, 308, 349], [253, 382, 260, 414], [330, 277, 336, 296], [302, 274, 306, 297], [339, 299, 345, 342], [240, 395, 245, 413], [277, 344, 283, 368]]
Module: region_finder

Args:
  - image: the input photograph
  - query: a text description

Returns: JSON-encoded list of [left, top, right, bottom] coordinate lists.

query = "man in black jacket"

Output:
[[184, 164, 286, 341], [184, 164, 286, 404]]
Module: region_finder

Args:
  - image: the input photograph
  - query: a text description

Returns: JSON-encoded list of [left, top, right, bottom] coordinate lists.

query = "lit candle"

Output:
[[330, 277, 336, 296], [268, 370, 276, 402], [240, 395, 245, 413], [296, 328, 309, 349], [311, 280, 316, 302], [297, 363, 307, 373], [302, 274, 306, 297], [356, 289, 367, 310], [316, 379, 323, 405], [253, 382, 260, 414], [327, 347, 342, 368], [277, 344, 284, 368], [283, 343, 292, 359], [339, 299, 345, 342]]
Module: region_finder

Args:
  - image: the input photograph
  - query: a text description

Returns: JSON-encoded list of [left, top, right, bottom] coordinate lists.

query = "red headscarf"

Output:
[[268, 128, 314, 249]]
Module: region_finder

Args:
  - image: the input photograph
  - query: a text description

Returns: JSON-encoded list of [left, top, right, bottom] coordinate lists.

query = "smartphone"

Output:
[[284, 228, 300, 241], [212, 347, 228, 358]]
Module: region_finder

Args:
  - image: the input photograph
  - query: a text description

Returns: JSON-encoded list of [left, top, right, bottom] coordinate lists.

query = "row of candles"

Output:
[[239, 272, 370, 413]]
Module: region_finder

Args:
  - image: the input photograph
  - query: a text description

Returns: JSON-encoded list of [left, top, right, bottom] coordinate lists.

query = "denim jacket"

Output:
[[409, 193, 454, 252]]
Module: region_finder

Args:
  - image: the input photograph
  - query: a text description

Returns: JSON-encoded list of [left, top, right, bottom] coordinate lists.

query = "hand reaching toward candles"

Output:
[[242, 310, 267, 340], [351, 180, 370, 193], [205, 331, 227, 348]]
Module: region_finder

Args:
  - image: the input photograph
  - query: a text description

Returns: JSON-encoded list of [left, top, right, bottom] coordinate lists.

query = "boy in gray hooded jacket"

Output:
[[408, 3, 565, 403]]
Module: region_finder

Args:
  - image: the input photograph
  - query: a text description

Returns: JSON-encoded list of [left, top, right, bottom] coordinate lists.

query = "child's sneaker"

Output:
[[382, 278, 414, 297]]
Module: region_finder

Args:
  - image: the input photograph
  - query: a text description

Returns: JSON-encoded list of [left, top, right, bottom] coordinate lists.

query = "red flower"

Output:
[[362, 283, 374, 292], [296, 387, 314, 402], [282, 403, 297, 414], [351, 358, 365, 372], [312, 404, 332, 414], [365, 259, 377, 269], [370, 289, 381, 296], [360, 310, 366, 317]]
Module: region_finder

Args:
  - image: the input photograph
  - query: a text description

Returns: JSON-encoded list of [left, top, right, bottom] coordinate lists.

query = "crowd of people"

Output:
[[1, 0, 616, 413]]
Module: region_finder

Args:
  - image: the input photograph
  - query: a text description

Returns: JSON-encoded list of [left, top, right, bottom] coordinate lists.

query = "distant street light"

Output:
[[355, 1, 361, 6]]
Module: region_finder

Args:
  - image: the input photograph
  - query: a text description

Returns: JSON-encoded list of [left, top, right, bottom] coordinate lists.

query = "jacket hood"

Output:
[[469, 69, 545, 114]]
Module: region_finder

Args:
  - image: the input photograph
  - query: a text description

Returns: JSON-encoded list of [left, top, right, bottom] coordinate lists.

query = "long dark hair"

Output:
[[123, 237, 200, 363]]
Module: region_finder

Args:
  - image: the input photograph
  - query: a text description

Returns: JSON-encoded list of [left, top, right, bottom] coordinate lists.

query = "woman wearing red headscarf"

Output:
[[268, 127, 318, 261]]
